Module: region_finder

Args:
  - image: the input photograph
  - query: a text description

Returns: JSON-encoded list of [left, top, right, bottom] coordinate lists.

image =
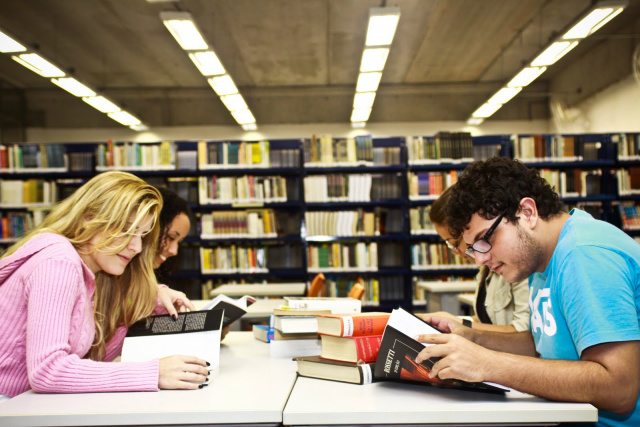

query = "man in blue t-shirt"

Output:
[[415, 157, 640, 427]]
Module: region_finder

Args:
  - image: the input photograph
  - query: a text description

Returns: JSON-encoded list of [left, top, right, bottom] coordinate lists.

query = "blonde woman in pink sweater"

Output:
[[0, 171, 209, 401]]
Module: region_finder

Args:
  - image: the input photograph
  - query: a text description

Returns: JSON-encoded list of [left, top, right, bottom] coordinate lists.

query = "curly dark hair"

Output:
[[155, 186, 192, 277], [445, 156, 563, 237]]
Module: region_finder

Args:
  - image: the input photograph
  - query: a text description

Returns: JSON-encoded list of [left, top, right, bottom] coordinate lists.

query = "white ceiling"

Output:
[[0, 0, 639, 132]]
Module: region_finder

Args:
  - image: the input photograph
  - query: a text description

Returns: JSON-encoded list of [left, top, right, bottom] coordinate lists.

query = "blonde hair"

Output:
[[2, 171, 162, 360]]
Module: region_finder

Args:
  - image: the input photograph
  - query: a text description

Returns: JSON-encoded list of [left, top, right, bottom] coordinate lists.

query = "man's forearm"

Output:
[[469, 329, 537, 356]]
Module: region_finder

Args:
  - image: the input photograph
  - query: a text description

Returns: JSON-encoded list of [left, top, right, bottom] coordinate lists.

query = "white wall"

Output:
[[25, 120, 550, 144], [551, 75, 640, 134]]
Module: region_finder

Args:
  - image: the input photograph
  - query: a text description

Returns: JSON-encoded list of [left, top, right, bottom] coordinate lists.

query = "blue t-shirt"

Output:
[[529, 209, 640, 427]]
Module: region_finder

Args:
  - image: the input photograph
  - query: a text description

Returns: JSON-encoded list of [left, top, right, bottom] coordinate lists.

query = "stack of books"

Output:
[[294, 311, 390, 385], [269, 308, 324, 358]]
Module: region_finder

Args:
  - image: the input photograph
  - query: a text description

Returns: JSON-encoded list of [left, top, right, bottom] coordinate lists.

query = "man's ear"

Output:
[[517, 197, 539, 229]]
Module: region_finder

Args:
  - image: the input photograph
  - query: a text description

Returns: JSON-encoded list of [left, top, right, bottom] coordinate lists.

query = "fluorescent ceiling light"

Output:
[[51, 77, 96, 97], [351, 108, 372, 122], [472, 103, 502, 119], [360, 48, 389, 72], [563, 5, 625, 40], [353, 92, 376, 109], [130, 124, 149, 132], [231, 109, 256, 125], [189, 51, 225, 76], [220, 94, 248, 111], [507, 66, 547, 88], [82, 96, 120, 113], [160, 11, 208, 50], [487, 87, 522, 105], [108, 111, 142, 126], [356, 72, 382, 92], [365, 8, 401, 46], [0, 31, 26, 53], [12, 53, 65, 77], [242, 123, 258, 131], [351, 122, 366, 129], [466, 118, 484, 126], [208, 75, 238, 96], [531, 41, 579, 66]]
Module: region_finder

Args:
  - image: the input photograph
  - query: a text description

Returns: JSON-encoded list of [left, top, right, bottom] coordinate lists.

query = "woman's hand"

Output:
[[158, 286, 195, 319], [158, 355, 209, 390]]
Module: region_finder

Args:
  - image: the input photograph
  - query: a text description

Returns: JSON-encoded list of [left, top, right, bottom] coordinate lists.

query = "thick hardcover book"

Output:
[[274, 315, 319, 334], [122, 309, 224, 377], [374, 308, 508, 394], [253, 324, 275, 342], [320, 334, 382, 363], [316, 312, 390, 337], [295, 355, 377, 385], [202, 294, 256, 327]]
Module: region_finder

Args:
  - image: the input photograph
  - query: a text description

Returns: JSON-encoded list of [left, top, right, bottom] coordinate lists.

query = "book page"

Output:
[[386, 308, 440, 348]]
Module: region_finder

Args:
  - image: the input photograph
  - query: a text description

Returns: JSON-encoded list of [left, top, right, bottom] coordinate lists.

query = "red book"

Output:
[[320, 334, 382, 363], [316, 312, 390, 337]]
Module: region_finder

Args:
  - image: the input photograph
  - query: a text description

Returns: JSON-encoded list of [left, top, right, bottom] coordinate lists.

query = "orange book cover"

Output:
[[316, 312, 390, 337], [320, 334, 382, 363]]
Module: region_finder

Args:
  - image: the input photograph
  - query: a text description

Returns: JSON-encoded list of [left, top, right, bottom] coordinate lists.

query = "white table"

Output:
[[210, 283, 306, 297], [416, 281, 477, 315], [0, 332, 296, 427], [283, 376, 597, 426]]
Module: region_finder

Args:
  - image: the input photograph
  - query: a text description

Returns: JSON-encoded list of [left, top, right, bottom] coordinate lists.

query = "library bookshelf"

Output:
[[0, 132, 638, 312]]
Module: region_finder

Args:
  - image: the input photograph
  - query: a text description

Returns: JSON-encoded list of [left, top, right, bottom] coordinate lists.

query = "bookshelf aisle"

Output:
[[0, 132, 638, 311]]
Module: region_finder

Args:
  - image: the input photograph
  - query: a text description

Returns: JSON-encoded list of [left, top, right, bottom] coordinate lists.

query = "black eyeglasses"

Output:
[[464, 211, 507, 259]]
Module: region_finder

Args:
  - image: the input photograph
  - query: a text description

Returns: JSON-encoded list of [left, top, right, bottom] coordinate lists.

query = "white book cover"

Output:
[[284, 297, 361, 314]]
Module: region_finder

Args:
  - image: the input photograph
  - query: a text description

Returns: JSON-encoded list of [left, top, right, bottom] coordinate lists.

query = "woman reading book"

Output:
[[418, 185, 529, 333], [0, 172, 209, 402]]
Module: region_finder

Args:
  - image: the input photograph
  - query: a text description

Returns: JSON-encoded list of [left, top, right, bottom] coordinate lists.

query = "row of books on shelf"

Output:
[[197, 140, 271, 169], [0, 144, 67, 171], [409, 206, 435, 235], [303, 174, 402, 203], [408, 170, 459, 200], [612, 133, 640, 160], [0, 179, 59, 207], [406, 132, 474, 164], [303, 135, 375, 166], [511, 134, 582, 162], [411, 242, 472, 269], [305, 210, 379, 237], [197, 175, 288, 205], [200, 246, 268, 273], [617, 203, 640, 230], [539, 169, 607, 197], [616, 167, 640, 195], [307, 242, 378, 272], [96, 140, 175, 170], [200, 209, 278, 239]]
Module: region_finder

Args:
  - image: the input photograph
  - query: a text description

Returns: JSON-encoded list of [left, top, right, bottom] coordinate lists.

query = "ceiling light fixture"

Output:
[[351, 7, 400, 128], [0, 26, 147, 131], [161, 11, 258, 130], [0, 29, 26, 53], [160, 11, 208, 50], [51, 77, 96, 97], [12, 53, 65, 77], [108, 111, 142, 126], [465, 0, 627, 124]]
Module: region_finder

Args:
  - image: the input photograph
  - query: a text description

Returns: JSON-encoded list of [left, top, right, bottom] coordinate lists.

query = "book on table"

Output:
[[270, 336, 321, 358], [316, 312, 390, 337], [121, 309, 224, 377], [201, 294, 256, 328], [295, 355, 377, 385], [320, 334, 382, 363], [373, 307, 509, 394], [272, 308, 331, 334], [252, 324, 274, 342]]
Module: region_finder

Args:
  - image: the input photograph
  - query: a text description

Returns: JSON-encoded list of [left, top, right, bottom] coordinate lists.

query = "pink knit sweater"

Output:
[[0, 233, 160, 397]]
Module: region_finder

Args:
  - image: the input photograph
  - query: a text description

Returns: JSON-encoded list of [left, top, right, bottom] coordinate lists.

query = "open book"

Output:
[[374, 307, 509, 394], [121, 309, 224, 377], [202, 294, 256, 327]]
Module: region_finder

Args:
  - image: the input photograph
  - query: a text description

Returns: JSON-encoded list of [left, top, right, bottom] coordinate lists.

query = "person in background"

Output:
[[0, 172, 209, 402], [153, 186, 231, 339], [416, 157, 640, 427], [418, 186, 529, 333]]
